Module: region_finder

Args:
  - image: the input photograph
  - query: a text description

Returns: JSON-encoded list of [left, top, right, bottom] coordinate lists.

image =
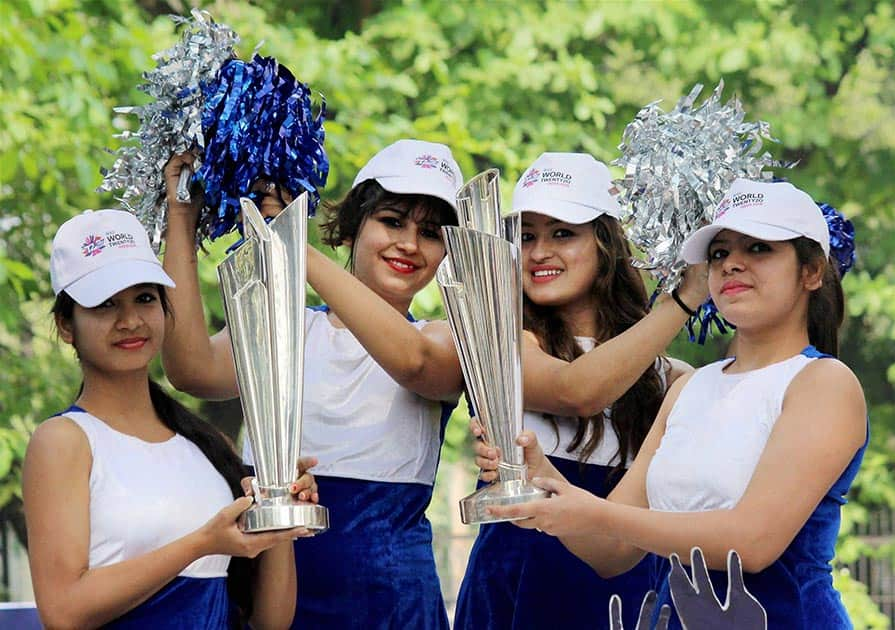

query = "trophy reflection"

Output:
[[218, 194, 329, 533], [437, 169, 549, 525]]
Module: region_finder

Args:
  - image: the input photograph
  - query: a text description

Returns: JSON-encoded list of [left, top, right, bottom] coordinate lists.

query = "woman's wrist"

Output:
[[670, 288, 699, 317]]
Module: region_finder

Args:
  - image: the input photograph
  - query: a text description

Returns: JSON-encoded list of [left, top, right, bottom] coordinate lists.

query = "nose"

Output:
[[721, 249, 746, 275], [395, 225, 419, 254], [527, 236, 552, 263], [115, 302, 143, 330]]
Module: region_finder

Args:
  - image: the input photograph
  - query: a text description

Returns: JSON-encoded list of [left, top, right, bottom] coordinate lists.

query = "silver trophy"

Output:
[[437, 169, 549, 525], [218, 194, 329, 533]]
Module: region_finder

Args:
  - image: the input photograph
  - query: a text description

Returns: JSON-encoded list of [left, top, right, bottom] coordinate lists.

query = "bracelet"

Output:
[[671, 289, 698, 317]]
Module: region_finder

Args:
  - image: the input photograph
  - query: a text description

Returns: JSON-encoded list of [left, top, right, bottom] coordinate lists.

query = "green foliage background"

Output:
[[1, 0, 893, 624]]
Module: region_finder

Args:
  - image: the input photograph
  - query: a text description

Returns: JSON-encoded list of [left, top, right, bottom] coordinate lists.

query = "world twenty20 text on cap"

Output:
[[50, 209, 175, 308], [679, 178, 830, 264], [352, 139, 465, 210], [510, 152, 622, 224]]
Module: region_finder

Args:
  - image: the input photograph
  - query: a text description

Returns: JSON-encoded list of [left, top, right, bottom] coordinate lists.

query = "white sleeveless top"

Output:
[[245, 308, 455, 485], [66, 410, 233, 577], [646, 352, 817, 512], [525, 337, 668, 467]]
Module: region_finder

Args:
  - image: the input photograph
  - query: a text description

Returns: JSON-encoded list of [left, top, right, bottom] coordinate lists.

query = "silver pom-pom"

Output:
[[97, 9, 239, 250], [613, 81, 786, 291]]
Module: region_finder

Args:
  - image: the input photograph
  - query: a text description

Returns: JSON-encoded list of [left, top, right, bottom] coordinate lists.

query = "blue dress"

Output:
[[103, 577, 233, 629], [454, 456, 662, 630], [649, 347, 867, 629]]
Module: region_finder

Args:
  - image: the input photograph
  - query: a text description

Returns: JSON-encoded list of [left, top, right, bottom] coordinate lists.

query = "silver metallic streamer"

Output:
[[613, 81, 786, 291], [97, 9, 239, 251]]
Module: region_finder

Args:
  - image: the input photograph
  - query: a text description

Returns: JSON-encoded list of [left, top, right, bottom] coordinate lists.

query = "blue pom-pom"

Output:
[[686, 298, 734, 344], [817, 202, 856, 277], [197, 55, 329, 240]]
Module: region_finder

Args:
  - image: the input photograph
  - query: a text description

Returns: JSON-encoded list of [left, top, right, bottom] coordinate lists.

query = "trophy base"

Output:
[[240, 499, 330, 534], [459, 479, 550, 525]]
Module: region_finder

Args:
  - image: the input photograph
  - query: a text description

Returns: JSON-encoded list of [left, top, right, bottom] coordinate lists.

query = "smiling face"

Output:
[[520, 212, 600, 309], [349, 201, 449, 311], [707, 230, 822, 332], [56, 284, 166, 376]]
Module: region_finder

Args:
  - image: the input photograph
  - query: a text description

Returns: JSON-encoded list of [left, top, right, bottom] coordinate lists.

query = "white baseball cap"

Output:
[[352, 139, 464, 210], [50, 209, 175, 307], [679, 179, 830, 264], [510, 152, 622, 223]]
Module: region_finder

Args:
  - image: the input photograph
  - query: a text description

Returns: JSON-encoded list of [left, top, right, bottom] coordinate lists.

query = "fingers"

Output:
[[473, 441, 499, 469], [221, 496, 254, 521], [296, 456, 318, 475], [636, 590, 658, 629], [608, 594, 624, 630], [517, 431, 546, 469], [290, 473, 318, 503], [485, 504, 537, 527], [655, 604, 671, 630], [689, 547, 714, 599], [469, 417, 485, 438], [531, 476, 562, 495], [726, 549, 752, 606], [240, 477, 254, 497], [668, 552, 697, 598]]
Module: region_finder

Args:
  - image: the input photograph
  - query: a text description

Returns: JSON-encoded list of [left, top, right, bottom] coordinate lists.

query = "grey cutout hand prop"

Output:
[[608, 590, 670, 630], [669, 547, 767, 630]]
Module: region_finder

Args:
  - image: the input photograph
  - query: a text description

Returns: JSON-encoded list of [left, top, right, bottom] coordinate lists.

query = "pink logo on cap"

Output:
[[81, 234, 106, 257], [415, 154, 440, 169], [522, 169, 541, 188]]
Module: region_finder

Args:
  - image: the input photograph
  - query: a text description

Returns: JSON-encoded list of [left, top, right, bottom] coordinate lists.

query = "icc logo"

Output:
[[522, 169, 540, 188], [415, 155, 440, 169], [81, 234, 106, 257]]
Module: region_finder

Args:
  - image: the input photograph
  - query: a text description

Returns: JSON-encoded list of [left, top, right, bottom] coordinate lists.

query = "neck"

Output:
[[727, 319, 811, 372], [75, 368, 163, 431]]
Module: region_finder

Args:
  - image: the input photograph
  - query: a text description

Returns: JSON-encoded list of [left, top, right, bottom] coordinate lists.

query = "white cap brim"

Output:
[[64, 259, 175, 307], [679, 220, 805, 264], [359, 175, 459, 211], [510, 198, 621, 224]]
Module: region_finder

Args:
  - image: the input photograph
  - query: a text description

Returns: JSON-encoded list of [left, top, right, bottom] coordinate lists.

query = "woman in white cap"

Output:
[[161, 140, 465, 629], [487, 179, 867, 630], [24, 209, 316, 629], [453, 153, 707, 630]]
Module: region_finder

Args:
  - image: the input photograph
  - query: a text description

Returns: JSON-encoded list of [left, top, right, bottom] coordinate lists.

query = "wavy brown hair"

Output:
[[524, 214, 666, 473]]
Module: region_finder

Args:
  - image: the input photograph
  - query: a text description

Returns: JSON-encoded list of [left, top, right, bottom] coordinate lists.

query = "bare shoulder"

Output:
[[785, 358, 866, 444], [27, 416, 90, 461]]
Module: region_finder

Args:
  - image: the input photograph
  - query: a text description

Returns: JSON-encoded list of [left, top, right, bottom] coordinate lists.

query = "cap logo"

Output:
[[522, 168, 541, 188], [716, 192, 764, 218], [80, 231, 137, 258], [81, 234, 106, 257], [540, 169, 573, 187], [415, 154, 440, 169]]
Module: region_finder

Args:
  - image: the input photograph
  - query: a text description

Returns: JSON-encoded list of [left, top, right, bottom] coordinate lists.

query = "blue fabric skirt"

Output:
[[103, 576, 231, 629], [454, 457, 661, 629], [291, 475, 448, 630]]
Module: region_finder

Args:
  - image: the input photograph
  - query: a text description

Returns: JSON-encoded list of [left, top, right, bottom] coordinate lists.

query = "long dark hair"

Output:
[[523, 215, 666, 473], [318, 179, 457, 270], [792, 237, 844, 357], [51, 288, 255, 621]]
